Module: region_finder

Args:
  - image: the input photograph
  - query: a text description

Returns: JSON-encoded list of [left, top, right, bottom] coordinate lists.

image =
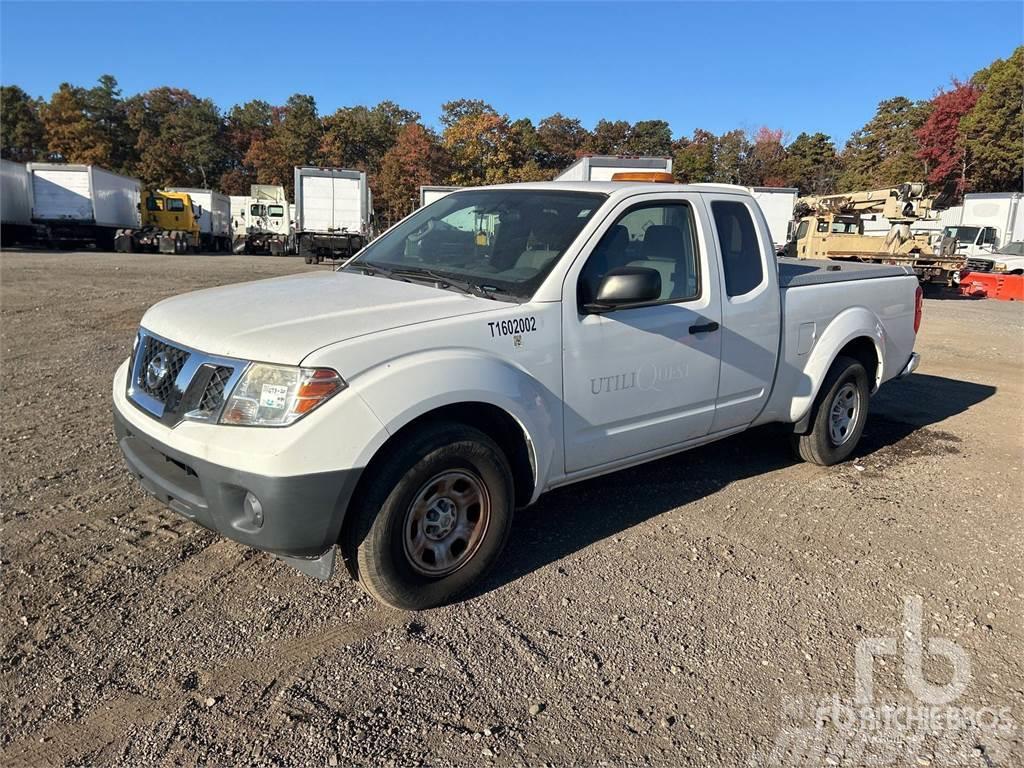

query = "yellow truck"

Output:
[[785, 183, 961, 283], [114, 190, 202, 254]]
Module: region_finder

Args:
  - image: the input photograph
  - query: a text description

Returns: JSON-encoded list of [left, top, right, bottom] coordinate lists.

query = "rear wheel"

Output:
[[345, 423, 514, 610], [793, 355, 870, 466]]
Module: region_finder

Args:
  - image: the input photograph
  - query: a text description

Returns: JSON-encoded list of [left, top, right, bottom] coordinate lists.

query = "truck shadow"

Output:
[[473, 372, 995, 600]]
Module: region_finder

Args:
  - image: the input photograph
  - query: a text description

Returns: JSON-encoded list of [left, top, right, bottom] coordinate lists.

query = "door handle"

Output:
[[689, 321, 719, 335]]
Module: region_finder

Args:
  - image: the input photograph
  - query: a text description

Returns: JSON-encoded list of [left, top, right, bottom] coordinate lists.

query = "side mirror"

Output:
[[584, 266, 662, 313]]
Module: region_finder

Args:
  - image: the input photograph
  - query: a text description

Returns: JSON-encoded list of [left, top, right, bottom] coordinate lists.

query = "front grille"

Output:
[[965, 258, 994, 272], [198, 366, 234, 413], [137, 336, 190, 402]]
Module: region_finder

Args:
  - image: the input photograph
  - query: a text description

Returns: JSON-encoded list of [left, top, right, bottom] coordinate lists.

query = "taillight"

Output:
[[913, 285, 923, 334]]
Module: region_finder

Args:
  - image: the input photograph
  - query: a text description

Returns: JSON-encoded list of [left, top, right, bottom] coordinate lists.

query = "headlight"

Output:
[[220, 363, 346, 427], [993, 262, 1008, 272]]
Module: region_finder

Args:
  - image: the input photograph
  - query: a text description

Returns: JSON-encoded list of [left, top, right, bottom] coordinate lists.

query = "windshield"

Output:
[[350, 189, 606, 300], [997, 241, 1024, 257], [944, 226, 980, 242]]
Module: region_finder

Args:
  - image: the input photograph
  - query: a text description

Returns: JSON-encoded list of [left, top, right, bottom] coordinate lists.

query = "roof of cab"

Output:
[[459, 180, 754, 199]]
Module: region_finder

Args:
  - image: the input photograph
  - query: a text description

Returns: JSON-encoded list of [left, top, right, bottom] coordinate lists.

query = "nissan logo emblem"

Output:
[[145, 351, 171, 389]]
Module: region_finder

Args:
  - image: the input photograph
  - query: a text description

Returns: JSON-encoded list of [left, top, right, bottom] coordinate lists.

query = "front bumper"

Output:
[[897, 352, 920, 379], [113, 402, 360, 579]]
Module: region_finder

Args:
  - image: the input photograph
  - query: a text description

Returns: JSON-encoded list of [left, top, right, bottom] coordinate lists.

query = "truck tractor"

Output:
[[114, 189, 202, 254], [231, 184, 292, 255]]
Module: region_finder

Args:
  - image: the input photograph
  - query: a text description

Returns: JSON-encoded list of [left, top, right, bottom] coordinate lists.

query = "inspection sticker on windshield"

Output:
[[260, 384, 289, 409], [488, 316, 538, 338]]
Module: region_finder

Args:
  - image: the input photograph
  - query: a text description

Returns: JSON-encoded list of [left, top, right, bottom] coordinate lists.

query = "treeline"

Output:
[[2, 47, 1020, 227]]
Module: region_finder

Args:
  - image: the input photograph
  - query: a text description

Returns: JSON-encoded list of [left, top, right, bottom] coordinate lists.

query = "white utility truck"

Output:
[[1, 159, 32, 246], [113, 180, 922, 610], [294, 166, 373, 264], [556, 155, 673, 181], [167, 187, 232, 252], [27, 162, 140, 249], [749, 186, 797, 254]]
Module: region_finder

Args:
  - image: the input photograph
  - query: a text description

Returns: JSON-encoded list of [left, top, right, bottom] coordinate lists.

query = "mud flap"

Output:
[[278, 547, 336, 581]]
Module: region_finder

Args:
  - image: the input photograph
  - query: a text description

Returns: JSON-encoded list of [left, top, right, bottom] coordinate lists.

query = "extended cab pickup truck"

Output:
[[113, 181, 922, 609]]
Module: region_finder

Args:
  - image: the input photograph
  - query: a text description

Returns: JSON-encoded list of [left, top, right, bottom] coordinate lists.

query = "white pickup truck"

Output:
[[113, 181, 922, 609]]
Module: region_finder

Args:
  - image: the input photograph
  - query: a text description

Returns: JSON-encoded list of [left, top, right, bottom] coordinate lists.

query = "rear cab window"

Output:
[[711, 200, 766, 297]]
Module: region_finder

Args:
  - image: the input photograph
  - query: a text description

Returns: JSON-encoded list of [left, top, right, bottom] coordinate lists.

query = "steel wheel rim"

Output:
[[829, 382, 860, 446], [403, 470, 491, 577]]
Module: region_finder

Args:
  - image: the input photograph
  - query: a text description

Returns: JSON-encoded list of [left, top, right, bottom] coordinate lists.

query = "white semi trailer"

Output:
[[1, 159, 32, 246], [26, 163, 140, 249], [167, 187, 232, 252], [749, 187, 797, 254], [294, 166, 373, 264], [555, 155, 673, 182], [419, 185, 462, 208]]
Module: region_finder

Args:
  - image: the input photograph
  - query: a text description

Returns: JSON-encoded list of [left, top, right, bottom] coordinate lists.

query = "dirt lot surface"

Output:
[[1, 250, 1022, 767]]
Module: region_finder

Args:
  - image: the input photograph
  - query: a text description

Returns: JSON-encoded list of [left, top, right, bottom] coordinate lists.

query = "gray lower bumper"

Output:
[[897, 352, 921, 379], [113, 403, 361, 579]]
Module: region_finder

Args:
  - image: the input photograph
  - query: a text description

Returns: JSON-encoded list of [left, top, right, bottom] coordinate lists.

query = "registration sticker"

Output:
[[260, 384, 289, 409]]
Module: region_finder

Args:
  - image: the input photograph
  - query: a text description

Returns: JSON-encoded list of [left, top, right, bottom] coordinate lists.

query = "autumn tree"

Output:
[[320, 100, 419, 175], [375, 123, 449, 225], [625, 120, 673, 156], [244, 94, 321, 197], [783, 132, 838, 194], [536, 113, 587, 171], [41, 83, 109, 165], [1, 86, 45, 162], [912, 82, 980, 196], [125, 87, 225, 188], [586, 119, 631, 154], [440, 100, 513, 185], [960, 46, 1023, 193], [220, 99, 274, 194], [745, 126, 788, 187], [839, 96, 930, 190], [673, 129, 716, 183]]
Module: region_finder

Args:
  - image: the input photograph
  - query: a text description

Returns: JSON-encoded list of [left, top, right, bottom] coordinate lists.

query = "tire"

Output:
[[793, 355, 870, 466], [345, 423, 515, 610]]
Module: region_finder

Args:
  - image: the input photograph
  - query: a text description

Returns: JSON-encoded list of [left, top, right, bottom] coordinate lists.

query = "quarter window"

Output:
[[712, 200, 764, 297], [579, 202, 700, 306], [268, 205, 285, 217]]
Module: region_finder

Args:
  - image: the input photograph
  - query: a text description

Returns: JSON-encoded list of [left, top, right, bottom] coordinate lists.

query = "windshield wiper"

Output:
[[383, 266, 519, 302]]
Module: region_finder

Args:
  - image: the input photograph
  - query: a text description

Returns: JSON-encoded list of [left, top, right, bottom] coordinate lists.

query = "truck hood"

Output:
[[140, 271, 500, 364]]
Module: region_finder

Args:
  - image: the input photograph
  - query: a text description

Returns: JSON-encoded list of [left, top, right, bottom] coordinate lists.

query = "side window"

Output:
[[250, 204, 266, 217], [795, 219, 809, 240], [268, 205, 284, 217], [982, 227, 997, 245], [711, 200, 764, 297], [166, 198, 185, 212], [579, 202, 699, 306], [816, 220, 828, 233]]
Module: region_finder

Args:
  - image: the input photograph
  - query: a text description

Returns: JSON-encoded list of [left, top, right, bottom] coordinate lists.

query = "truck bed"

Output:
[[777, 258, 913, 288]]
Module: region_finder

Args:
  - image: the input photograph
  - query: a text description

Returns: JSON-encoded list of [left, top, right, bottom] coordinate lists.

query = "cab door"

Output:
[[561, 193, 723, 474]]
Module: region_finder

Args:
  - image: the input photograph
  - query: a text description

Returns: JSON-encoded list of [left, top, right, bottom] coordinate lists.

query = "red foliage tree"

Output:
[[915, 81, 979, 194]]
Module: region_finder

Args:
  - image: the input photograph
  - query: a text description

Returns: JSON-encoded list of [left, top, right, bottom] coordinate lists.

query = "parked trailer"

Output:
[[749, 187, 797, 253], [419, 185, 462, 208], [294, 167, 373, 264], [555, 155, 672, 182], [27, 163, 140, 249], [232, 185, 291, 255], [167, 188, 231, 251], [1, 159, 32, 246]]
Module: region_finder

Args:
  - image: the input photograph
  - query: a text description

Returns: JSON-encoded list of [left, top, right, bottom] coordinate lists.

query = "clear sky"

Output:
[[1, 1, 1021, 144]]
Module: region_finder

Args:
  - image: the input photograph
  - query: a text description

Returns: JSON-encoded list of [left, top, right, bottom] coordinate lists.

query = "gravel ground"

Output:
[[1, 250, 1022, 767]]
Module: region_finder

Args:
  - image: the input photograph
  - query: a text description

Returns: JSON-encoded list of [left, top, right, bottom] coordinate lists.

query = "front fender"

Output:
[[346, 349, 560, 503], [789, 306, 885, 424]]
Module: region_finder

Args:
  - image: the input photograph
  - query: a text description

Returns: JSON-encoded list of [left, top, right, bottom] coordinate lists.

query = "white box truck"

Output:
[[232, 185, 291, 255], [294, 166, 373, 264], [419, 185, 462, 208], [555, 155, 673, 182], [1, 159, 32, 246], [749, 187, 797, 254], [167, 188, 231, 252], [936, 192, 1023, 262], [26, 163, 140, 249]]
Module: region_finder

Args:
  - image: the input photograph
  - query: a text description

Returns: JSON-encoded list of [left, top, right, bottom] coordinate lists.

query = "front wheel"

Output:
[[793, 355, 870, 466], [345, 424, 514, 610]]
